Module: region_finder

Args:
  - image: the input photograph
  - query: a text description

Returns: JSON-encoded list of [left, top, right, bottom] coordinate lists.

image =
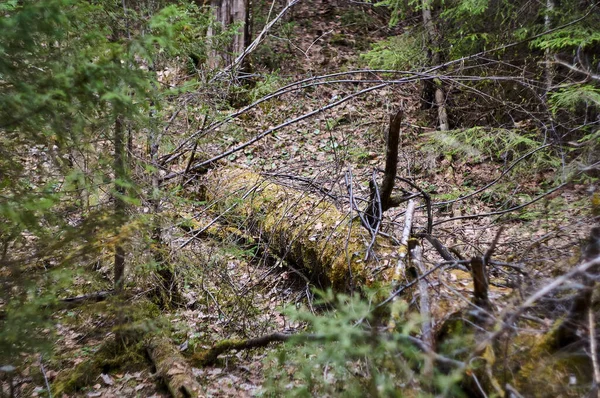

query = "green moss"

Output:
[[204, 169, 397, 290], [512, 322, 592, 397]]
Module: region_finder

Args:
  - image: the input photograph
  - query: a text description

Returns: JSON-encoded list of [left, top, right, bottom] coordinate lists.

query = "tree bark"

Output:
[[207, 0, 249, 69]]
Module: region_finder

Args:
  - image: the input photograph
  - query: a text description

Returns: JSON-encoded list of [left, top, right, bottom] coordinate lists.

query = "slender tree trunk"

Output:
[[114, 116, 126, 292], [422, 0, 449, 131], [544, 0, 555, 96], [148, 109, 179, 307]]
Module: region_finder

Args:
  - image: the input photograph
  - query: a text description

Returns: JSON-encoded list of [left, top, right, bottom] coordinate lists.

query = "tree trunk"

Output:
[[422, 0, 449, 131], [148, 113, 180, 307], [207, 0, 249, 69], [544, 0, 555, 96], [114, 116, 126, 292]]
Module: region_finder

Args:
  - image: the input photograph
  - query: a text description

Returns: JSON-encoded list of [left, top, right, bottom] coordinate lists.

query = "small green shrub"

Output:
[[422, 127, 559, 169], [360, 31, 427, 71], [248, 72, 287, 103], [261, 290, 465, 397]]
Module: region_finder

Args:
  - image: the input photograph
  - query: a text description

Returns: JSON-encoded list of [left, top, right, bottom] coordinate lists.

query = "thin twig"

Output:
[[374, 259, 472, 312], [39, 355, 52, 398], [484, 227, 505, 263], [433, 182, 568, 226], [474, 253, 600, 355], [589, 307, 600, 396], [432, 144, 552, 208], [162, 82, 391, 181], [365, 170, 383, 260], [345, 168, 374, 236], [211, 0, 301, 81]]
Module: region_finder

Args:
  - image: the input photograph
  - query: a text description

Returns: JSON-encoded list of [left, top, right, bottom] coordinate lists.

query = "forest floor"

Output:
[[14, 1, 596, 397]]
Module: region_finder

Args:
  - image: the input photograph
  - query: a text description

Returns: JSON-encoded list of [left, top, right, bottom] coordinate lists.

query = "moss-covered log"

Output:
[[200, 168, 398, 290], [146, 336, 202, 398]]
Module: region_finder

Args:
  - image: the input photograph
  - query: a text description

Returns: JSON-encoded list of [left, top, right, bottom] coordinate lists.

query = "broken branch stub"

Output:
[[202, 168, 397, 289]]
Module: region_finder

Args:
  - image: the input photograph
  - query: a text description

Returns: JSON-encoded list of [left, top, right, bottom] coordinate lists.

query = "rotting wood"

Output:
[[146, 336, 202, 398], [200, 168, 398, 290], [367, 109, 403, 225], [387, 199, 415, 331], [470, 256, 492, 318]]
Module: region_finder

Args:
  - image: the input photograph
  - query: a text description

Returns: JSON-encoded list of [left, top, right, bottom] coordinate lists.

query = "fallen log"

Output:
[[200, 168, 398, 290], [146, 336, 203, 398]]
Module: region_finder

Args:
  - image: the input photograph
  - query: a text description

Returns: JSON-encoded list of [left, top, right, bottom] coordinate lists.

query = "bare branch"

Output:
[[433, 182, 568, 227], [162, 82, 391, 181], [432, 144, 552, 208], [553, 55, 600, 82], [474, 251, 600, 354], [589, 308, 600, 397]]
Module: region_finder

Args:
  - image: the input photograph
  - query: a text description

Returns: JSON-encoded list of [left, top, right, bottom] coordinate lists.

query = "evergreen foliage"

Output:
[[0, 0, 221, 366], [263, 290, 465, 397]]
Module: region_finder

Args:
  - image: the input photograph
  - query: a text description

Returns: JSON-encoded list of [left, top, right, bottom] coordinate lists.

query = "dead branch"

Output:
[[192, 330, 464, 369], [432, 144, 552, 208], [345, 167, 377, 249], [193, 332, 292, 366], [484, 227, 504, 263], [59, 290, 113, 306], [392, 199, 415, 282], [433, 182, 568, 227], [162, 82, 391, 182], [365, 171, 383, 260], [161, 70, 420, 165], [419, 233, 457, 262], [381, 109, 403, 212], [473, 238, 600, 355], [388, 175, 433, 234], [469, 228, 503, 320], [553, 55, 600, 82], [411, 240, 434, 352], [589, 308, 600, 397], [470, 256, 492, 315]]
